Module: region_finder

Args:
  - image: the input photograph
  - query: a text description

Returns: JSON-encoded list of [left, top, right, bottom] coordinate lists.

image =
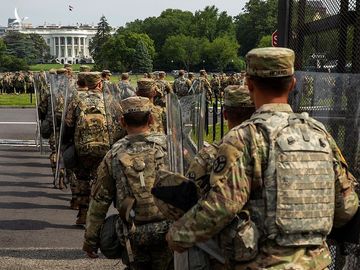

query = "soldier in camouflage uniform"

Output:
[[101, 70, 112, 82], [198, 70, 212, 101], [173, 70, 192, 98], [155, 71, 172, 107], [65, 72, 110, 224], [136, 78, 166, 134], [166, 48, 359, 270], [188, 72, 195, 84], [186, 85, 255, 198], [210, 74, 221, 99], [83, 96, 173, 270], [118, 72, 136, 100]]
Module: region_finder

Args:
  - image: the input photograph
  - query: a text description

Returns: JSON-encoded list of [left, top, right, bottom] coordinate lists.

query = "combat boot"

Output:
[[76, 208, 88, 225], [70, 198, 80, 210]]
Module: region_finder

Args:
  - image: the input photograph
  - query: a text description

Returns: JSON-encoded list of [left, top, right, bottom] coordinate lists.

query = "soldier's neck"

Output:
[[126, 126, 150, 135]]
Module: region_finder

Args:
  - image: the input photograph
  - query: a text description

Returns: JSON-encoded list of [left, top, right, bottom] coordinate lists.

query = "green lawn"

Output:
[[205, 123, 229, 143], [0, 93, 36, 107], [30, 64, 95, 72]]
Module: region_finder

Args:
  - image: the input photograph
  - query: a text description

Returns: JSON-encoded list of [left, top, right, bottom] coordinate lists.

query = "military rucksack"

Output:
[[248, 111, 335, 247], [74, 91, 110, 158], [113, 137, 167, 223], [175, 77, 190, 97]]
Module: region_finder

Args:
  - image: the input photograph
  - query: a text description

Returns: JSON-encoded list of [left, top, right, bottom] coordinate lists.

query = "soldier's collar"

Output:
[[126, 132, 151, 142], [255, 103, 293, 114]]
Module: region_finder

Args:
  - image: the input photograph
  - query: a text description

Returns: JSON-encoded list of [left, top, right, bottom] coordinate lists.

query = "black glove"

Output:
[[151, 181, 198, 212]]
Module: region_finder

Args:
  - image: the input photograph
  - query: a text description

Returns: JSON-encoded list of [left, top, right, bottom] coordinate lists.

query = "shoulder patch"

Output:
[[213, 155, 227, 173]]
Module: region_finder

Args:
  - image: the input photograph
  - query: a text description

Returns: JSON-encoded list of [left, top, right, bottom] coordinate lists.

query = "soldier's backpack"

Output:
[[175, 77, 190, 96], [248, 112, 335, 247], [113, 138, 167, 223], [74, 91, 110, 158]]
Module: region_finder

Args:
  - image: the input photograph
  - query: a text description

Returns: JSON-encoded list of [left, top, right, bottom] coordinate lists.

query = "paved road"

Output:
[[0, 108, 124, 269], [0, 108, 38, 141]]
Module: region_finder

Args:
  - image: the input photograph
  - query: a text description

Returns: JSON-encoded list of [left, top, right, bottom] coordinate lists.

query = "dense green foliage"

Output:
[[94, 1, 278, 72], [0, 32, 50, 71]]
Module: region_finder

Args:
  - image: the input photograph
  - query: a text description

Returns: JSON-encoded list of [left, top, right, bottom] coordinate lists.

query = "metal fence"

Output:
[[278, 1, 360, 269]]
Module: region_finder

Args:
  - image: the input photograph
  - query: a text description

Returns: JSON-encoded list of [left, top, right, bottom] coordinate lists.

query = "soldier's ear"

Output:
[[288, 76, 296, 93], [120, 117, 126, 128]]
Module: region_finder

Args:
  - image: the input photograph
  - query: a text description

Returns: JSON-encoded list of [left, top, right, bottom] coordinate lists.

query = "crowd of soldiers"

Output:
[[0, 71, 35, 94], [32, 47, 359, 270]]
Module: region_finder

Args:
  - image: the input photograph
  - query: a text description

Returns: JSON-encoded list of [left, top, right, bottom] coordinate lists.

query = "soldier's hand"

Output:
[[166, 232, 188, 253]]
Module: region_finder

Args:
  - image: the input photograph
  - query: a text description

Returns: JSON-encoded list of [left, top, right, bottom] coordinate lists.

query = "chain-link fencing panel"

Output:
[[289, 71, 360, 270]]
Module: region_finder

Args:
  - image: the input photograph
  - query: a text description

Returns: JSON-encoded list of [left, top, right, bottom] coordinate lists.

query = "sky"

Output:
[[0, 0, 248, 28]]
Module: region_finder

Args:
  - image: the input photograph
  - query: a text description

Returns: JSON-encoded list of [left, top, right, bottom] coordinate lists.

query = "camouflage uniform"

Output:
[[167, 48, 359, 270], [137, 78, 166, 133], [84, 97, 173, 270], [65, 72, 110, 224], [198, 70, 212, 101], [210, 75, 221, 98], [155, 72, 172, 107], [173, 72, 192, 98]]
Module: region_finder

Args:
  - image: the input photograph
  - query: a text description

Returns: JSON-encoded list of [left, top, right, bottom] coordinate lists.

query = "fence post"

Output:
[[277, 0, 291, 47]]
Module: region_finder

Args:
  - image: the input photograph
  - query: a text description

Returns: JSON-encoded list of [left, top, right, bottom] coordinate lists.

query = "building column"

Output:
[[64, 36, 68, 60], [83, 37, 86, 57], [58, 37, 61, 58], [71, 36, 75, 59], [53, 36, 56, 57], [77, 37, 81, 56]]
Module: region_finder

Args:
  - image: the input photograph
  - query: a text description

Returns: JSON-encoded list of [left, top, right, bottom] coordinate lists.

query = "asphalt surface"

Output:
[[0, 108, 124, 269], [0, 108, 38, 141]]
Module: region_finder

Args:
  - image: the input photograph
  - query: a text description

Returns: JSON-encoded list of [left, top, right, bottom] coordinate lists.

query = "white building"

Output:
[[19, 25, 98, 64]]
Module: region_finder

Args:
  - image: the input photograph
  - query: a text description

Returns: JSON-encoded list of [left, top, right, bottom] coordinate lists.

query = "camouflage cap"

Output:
[[80, 65, 91, 72], [246, 47, 295, 78], [137, 78, 157, 94], [56, 68, 67, 74], [84, 72, 102, 89], [159, 71, 166, 76], [153, 170, 188, 221], [120, 96, 152, 114], [102, 70, 112, 76], [64, 63, 72, 68], [224, 85, 254, 107], [49, 68, 57, 74]]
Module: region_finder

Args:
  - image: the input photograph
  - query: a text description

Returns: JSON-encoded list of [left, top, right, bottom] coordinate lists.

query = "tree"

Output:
[[95, 31, 155, 72], [235, 0, 277, 56], [29, 34, 50, 62], [132, 40, 153, 73], [257, 35, 272, 48], [161, 35, 206, 70], [3, 32, 48, 64], [125, 9, 194, 51], [204, 36, 240, 71], [89, 15, 112, 64]]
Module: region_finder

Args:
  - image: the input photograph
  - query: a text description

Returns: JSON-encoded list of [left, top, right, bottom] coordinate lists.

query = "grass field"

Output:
[[205, 123, 229, 143], [0, 93, 35, 107], [30, 64, 95, 72]]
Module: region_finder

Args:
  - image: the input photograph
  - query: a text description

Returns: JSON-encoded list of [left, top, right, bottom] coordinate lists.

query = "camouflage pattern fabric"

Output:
[[84, 132, 171, 269], [167, 104, 359, 270], [65, 86, 110, 219], [155, 79, 172, 107], [186, 142, 219, 197], [210, 76, 221, 98], [150, 104, 166, 134], [173, 76, 192, 97]]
